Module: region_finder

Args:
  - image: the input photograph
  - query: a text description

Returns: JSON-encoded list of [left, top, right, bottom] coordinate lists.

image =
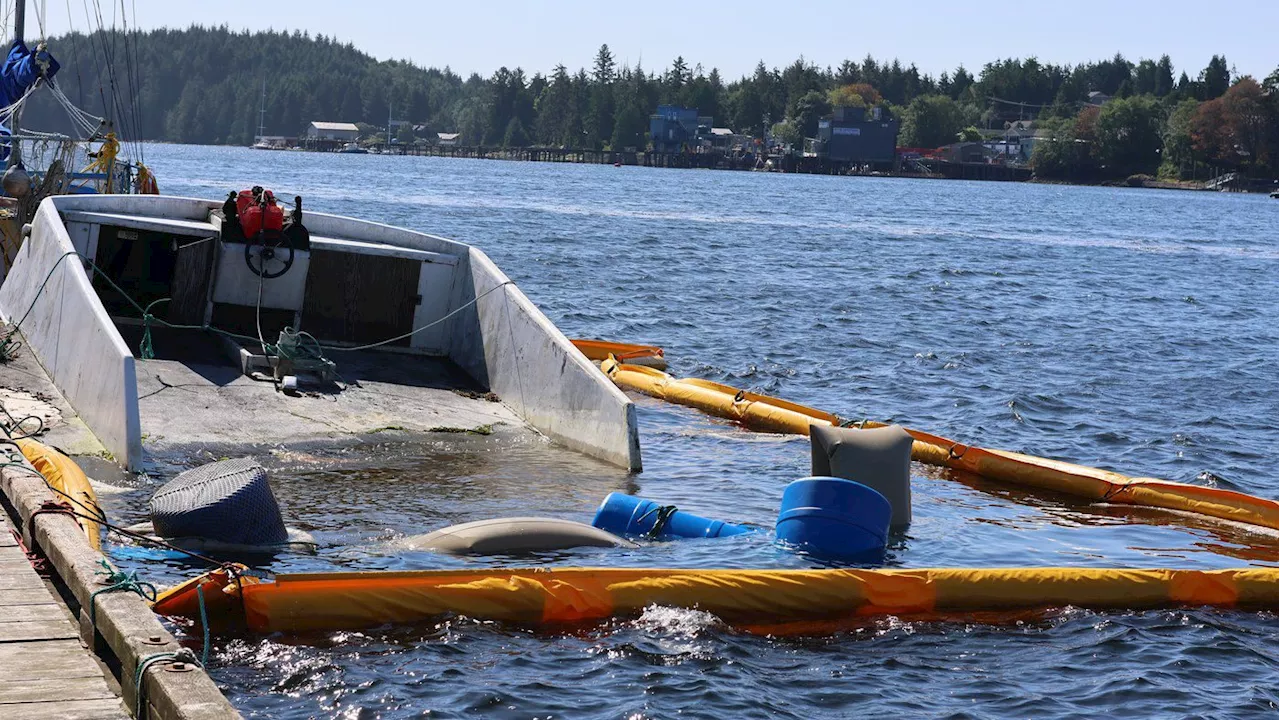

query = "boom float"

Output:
[[154, 565, 1278, 634], [10, 438, 102, 549], [599, 357, 1279, 531]]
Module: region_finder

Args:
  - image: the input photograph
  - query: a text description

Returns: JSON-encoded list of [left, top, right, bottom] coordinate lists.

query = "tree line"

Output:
[[17, 25, 1278, 180]]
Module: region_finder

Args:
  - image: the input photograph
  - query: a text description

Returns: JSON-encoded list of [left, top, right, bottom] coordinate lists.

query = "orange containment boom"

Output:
[[572, 339, 667, 369], [153, 565, 1279, 634], [599, 357, 1280, 531], [13, 438, 102, 550]]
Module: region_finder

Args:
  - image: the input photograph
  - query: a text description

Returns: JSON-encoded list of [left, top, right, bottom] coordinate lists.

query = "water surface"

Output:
[[98, 146, 1278, 718]]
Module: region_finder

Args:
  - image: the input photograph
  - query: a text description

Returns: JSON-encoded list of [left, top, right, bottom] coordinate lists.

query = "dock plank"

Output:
[[0, 675, 119, 705], [0, 619, 79, 643], [0, 602, 73, 623], [0, 696, 128, 718], [0, 542, 30, 560], [0, 570, 46, 589], [0, 639, 108, 680], [0, 588, 62, 605]]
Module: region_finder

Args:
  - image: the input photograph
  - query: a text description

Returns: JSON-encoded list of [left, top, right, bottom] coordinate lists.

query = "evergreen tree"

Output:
[[1199, 55, 1231, 99], [1155, 55, 1175, 96]]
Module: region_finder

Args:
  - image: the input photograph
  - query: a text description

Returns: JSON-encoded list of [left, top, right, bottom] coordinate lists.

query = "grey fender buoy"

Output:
[[810, 424, 913, 529], [149, 458, 289, 546], [405, 517, 637, 555]]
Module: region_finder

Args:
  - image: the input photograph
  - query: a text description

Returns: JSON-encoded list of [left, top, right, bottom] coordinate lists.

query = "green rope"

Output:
[[139, 298, 170, 361], [89, 558, 157, 627], [134, 649, 197, 719]]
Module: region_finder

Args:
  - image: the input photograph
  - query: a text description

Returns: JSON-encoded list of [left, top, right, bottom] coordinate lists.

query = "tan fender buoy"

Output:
[[405, 517, 637, 555]]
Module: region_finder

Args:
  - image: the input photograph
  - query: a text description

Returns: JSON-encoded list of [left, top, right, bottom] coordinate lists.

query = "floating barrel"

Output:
[[406, 517, 636, 555], [592, 492, 750, 539], [775, 477, 891, 562], [149, 458, 288, 546], [810, 424, 913, 529]]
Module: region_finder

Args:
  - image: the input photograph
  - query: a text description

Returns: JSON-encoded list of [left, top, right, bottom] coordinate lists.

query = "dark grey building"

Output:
[[815, 106, 900, 165]]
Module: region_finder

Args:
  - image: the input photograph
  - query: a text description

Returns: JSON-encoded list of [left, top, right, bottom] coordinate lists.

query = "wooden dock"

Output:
[[0, 509, 128, 719]]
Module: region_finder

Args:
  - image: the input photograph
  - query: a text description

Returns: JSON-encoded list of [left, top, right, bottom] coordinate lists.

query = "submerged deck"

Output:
[[0, 511, 127, 719], [119, 326, 525, 454]]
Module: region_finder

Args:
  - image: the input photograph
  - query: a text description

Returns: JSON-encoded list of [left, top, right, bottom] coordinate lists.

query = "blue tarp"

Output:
[[1, 40, 60, 161]]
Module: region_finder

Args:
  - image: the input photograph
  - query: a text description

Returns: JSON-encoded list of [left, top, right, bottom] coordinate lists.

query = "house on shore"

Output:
[[939, 141, 997, 164], [437, 132, 461, 147], [1087, 91, 1112, 106], [306, 121, 360, 142]]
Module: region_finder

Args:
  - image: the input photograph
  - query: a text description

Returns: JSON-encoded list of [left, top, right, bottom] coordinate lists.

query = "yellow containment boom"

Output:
[[12, 438, 102, 550], [153, 565, 1278, 634], [599, 357, 1280, 531], [571, 339, 667, 369]]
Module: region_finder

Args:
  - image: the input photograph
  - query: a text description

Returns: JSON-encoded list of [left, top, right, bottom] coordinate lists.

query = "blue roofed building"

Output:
[[650, 105, 712, 152]]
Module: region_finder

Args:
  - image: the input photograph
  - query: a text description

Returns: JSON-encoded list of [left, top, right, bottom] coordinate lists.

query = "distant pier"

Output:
[[323, 142, 1035, 181]]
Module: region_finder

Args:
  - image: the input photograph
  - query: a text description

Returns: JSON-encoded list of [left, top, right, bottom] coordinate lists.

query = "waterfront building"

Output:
[[650, 105, 712, 153], [814, 105, 900, 167], [306, 121, 361, 142]]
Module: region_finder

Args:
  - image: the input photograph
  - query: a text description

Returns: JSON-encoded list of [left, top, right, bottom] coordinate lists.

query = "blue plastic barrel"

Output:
[[775, 477, 891, 561], [592, 492, 751, 540]]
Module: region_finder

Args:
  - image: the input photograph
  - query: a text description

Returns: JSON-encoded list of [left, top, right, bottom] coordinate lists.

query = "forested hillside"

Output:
[[18, 25, 1278, 180]]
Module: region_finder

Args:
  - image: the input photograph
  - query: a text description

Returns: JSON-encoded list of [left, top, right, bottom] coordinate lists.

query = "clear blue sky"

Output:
[[25, 0, 1280, 82]]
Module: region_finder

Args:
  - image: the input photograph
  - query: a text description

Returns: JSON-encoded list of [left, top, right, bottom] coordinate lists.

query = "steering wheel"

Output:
[[244, 235, 295, 279]]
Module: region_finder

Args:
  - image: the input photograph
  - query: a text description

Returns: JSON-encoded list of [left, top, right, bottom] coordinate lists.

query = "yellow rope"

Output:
[[82, 132, 120, 193]]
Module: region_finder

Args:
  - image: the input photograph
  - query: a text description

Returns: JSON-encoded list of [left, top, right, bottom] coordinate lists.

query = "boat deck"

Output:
[[0, 511, 128, 719], [119, 325, 526, 455]]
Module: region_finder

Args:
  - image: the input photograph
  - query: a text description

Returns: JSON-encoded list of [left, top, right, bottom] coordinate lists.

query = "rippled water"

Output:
[[95, 145, 1278, 718]]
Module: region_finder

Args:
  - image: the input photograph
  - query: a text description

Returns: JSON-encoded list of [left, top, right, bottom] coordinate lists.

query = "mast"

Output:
[[387, 101, 392, 147], [7, 0, 25, 169], [257, 78, 266, 141]]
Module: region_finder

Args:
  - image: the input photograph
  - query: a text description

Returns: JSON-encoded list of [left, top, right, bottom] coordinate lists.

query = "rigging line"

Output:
[[89, 0, 137, 162], [64, 0, 86, 108], [35, 0, 47, 40], [111, 12, 141, 162], [81, 0, 110, 128], [50, 75, 106, 126], [89, 0, 126, 144], [119, 0, 143, 158], [48, 80, 103, 132]]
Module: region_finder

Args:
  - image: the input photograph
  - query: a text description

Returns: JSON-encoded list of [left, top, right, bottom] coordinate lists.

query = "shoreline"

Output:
[[148, 140, 1277, 194]]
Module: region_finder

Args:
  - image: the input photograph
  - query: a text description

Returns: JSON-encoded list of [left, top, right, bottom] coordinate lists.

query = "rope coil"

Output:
[[89, 557, 157, 626]]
